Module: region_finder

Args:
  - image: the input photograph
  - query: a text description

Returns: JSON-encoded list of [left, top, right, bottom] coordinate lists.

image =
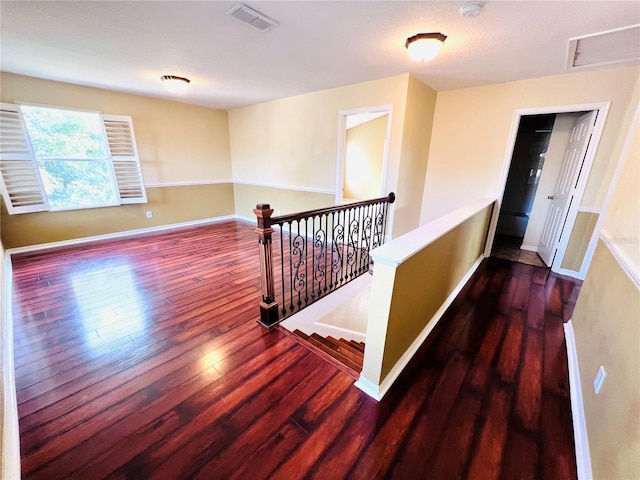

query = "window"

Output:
[[0, 103, 146, 214]]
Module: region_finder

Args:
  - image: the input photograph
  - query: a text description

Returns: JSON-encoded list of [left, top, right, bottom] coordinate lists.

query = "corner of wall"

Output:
[[1, 246, 21, 480], [394, 75, 438, 236]]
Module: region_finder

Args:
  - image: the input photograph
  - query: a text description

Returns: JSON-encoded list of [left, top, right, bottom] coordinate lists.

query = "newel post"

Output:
[[254, 204, 279, 328]]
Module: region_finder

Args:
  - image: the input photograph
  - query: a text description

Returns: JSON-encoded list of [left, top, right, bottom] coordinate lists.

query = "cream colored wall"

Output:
[[572, 243, 639, 480], [0, 73, 235, 247], [233, 183, 334, 220], [228, 74, 414, 234], [602, 113, 640, 271], [362, 203, 492, 384], [0, 73, 232, 185], [561, 211, 599, 272], [344, 115, 387, 200], [1, 184, 235, 248], [395, 75, 437, 236], [315, 286, 369, 335], [572, 103, 639, 479], [420, 66, 640, 224], [380, 206, 491, 379], [522, 113, 579, 249]]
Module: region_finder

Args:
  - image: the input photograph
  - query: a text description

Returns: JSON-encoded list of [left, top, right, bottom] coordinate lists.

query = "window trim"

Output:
[[0, 103, 50, 214], [0, 102, 147, 214]]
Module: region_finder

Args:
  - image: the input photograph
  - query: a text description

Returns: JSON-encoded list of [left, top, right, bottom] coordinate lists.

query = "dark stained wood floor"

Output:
[[10, 220, 581, 479]]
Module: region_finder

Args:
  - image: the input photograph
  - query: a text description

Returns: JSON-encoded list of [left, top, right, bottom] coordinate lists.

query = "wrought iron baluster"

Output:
[[340, 207, 348, 285], [255, 193, 395, 327], [323, 213, 329, 293], [304, 217, 309, 305], [288, 221, 294, 312], [279, 226, 286, 316]]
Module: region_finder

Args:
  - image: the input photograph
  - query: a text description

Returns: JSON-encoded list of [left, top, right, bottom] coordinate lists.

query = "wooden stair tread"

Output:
[[288, 329, 364, 379], [335, 337, 365, 355], [313, 334, 363, 363], [347, 339, 365, 353], [308, 334, 362, 371], [327, 336, 366, 360]]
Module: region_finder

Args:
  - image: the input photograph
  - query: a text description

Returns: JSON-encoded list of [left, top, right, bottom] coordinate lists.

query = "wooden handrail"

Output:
[[255, 193, 396, 328], [271, 192, 395, 225]]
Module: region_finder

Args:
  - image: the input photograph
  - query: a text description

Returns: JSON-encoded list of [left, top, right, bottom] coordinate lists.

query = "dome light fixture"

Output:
[[161, 75, 191, 94], [405, 33, 447, 62], [460, 1, 483, 17]]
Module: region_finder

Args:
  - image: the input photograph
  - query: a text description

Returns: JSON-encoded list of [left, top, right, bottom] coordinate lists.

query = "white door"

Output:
[[538, 111, 597, 267]]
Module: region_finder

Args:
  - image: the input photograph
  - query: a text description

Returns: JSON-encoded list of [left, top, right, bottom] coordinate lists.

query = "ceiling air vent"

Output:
[[227, 3, 278, 32], [567, 24, 640, 70]]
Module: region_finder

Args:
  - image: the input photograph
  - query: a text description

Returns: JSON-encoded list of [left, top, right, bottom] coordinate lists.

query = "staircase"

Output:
[[290, 329, 365, 379]]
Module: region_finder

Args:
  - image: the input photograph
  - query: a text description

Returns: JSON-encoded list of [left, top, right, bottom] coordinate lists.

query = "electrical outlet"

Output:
[[146, 210, 153, 219], [593, 365, 606, 394]]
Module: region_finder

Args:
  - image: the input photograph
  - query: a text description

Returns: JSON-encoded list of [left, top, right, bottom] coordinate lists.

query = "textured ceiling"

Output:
[[1, 1, 639, 110]]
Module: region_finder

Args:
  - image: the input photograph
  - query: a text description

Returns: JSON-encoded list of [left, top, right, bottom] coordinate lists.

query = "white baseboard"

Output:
[[6, 215, 236, 256], [564, 320, 593, 480], [2, 253, 21, 480], [520, 244, 538, 252], [358, 254, 485, 402], [235, 215, 255, 224], [354, 375, 383, 401]]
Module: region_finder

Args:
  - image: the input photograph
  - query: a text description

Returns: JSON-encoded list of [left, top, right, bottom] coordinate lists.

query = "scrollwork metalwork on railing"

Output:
[[254, 192, 395, 328]]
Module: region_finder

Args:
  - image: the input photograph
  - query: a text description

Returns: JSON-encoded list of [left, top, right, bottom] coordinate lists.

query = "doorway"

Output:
[[335, 105, 392, 205], [492, 114, 556, 267], [486, 102, 610, 279]]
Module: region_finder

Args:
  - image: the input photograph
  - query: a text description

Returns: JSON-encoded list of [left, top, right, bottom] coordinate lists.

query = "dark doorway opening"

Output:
[[492, 114, 556, 267]]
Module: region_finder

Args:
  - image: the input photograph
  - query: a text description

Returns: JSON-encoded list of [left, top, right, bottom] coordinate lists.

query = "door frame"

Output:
[[484, 102, 611, 279], [335, 104, 393, 205]]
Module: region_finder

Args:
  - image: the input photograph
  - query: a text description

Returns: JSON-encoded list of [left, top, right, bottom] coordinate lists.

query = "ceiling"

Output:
[[1, 1, 639, 110]]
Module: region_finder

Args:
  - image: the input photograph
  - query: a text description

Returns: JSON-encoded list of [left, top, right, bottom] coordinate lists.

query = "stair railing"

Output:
[[254, 193, 395, 328]]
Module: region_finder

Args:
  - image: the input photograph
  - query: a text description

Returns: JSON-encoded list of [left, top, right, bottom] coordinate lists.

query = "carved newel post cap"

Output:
[[255, 203, 271, 210]]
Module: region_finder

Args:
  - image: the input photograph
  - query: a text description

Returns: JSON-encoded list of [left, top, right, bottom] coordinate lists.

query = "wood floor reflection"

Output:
[[11, 220, 580, 479]]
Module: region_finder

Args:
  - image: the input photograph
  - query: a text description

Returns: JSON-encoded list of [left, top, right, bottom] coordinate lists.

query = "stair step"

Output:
[[336, 337, 365, 355], [290, 329, 364, 378], [347, 339, 365, 353], [326, 336, 366, 362], [309, 334, 362, 372]]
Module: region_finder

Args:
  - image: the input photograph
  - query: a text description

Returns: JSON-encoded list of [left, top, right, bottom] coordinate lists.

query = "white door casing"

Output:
[[538, 111, 597, 266]]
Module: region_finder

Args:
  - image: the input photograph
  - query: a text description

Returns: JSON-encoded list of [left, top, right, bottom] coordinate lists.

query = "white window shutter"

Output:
[[0, 103, 49, 214], [103, 114, 147, 204]]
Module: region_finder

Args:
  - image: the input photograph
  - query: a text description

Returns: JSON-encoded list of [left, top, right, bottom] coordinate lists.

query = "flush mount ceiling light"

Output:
[[160, 75, 191, 94], [460, 1, 483, 18], [405, 33, 447, 62]]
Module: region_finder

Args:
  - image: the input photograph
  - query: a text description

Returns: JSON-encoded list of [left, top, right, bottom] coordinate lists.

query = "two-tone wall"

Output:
[[420, 66, 640, 224], [359, 199, 494, 398], [228, 73, 437, 237], [0, 72, 235, 248], [570, 96, 639, 479]]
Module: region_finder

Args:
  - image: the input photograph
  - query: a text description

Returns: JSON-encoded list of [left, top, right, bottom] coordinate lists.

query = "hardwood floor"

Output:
[[11, 220, 580, 479]]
